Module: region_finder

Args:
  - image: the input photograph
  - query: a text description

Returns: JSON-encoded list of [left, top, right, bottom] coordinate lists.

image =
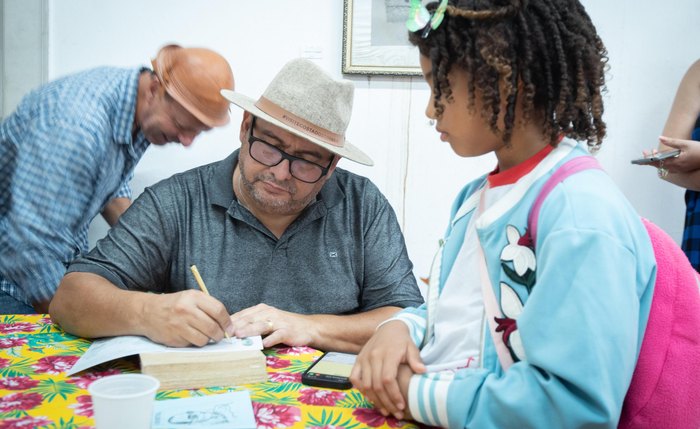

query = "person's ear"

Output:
[[327, 155, 341, 176], [149, 73, 162, 97], [239, 112, 253, 145], [142, 73, 165, 109]]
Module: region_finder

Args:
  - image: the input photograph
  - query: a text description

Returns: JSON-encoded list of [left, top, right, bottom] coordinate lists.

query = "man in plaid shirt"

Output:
[[0, 44, 234, 313]]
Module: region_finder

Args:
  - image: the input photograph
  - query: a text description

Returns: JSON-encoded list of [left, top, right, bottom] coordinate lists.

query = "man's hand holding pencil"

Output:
[[190, 265, 232, 343], [138, 288, 234, 347], [132, 265, 234, 348]]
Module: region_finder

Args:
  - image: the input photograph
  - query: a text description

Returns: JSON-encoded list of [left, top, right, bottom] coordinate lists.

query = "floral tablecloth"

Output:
[[0, 315, 424, 429]]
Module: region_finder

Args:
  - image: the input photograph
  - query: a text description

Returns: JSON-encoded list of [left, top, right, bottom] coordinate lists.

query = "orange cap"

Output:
[[151, 44, 234, 127]]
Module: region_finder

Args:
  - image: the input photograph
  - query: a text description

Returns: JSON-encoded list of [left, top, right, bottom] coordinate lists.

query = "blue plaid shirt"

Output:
[[0, 66, 150, 306]]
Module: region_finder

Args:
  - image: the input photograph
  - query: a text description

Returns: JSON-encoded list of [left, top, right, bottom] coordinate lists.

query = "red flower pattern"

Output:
[[67, 369, 122, 389], [0, 392, 43, 412], [309, 426, 348, 429], [269, 371, 302, 383], [275, 345, 316, 356], [266, 356, 291, 368], [517, 229, 534, 249], [69, 395, 93, 417], [32, 355, 79, 375], [0, 322, 38, 334], [353, 408, 403, 428], [0, 337, 27, 349], [494, 316, 518, 346], [0, 317, 417, 429], [0, 376, 40, 390], [253, 402, 301, 429], [298, 388, 345, 406], [0, 416, 51, 429]]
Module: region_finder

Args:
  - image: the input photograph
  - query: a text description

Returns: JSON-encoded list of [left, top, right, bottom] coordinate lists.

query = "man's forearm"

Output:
[[307, 306, 402, 353], [49, 272, 148, 339]]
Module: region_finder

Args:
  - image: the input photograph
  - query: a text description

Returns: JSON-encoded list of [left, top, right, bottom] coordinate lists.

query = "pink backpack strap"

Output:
[[528, 156, 603, 243], [485, 156, 602, 372]]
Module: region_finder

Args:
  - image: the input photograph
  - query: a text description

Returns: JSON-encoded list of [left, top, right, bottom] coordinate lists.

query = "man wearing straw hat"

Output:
[[0, 44, 234, 314], [51, 58, 423, 353]]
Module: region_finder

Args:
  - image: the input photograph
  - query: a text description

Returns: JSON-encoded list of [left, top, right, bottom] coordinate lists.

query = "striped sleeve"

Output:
[[408, 371, 455, 427], [381, 304, 428, 346]]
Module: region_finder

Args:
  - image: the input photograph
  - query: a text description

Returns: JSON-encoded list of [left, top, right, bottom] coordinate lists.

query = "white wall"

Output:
[[31, 0, 700, 280], [1, 0, 48, 120]]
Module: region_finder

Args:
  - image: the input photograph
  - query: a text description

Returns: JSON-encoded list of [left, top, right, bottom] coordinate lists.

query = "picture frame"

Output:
[[342, 0, 422, 76]]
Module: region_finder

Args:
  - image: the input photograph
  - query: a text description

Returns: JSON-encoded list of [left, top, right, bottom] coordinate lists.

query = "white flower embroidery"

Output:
[[500, 225, 536, 276], [500, 283, 527, 362], [500, 282, 524, 319], [509, 331, 526, 362]]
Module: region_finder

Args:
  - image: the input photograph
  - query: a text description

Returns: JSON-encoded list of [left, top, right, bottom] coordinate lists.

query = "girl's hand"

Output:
[[658, 136, 700, 173], [349, 320, 426, 420]]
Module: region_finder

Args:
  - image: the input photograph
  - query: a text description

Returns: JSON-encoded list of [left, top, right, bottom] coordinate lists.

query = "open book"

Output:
[[67, 335, 267, 389]]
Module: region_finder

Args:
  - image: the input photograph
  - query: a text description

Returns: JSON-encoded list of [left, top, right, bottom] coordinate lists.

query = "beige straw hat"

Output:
[[221, 58, 372, 166]]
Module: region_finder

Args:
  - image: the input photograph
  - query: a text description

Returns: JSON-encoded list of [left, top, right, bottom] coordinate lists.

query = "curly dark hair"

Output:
[[410, 0, 608, 149]]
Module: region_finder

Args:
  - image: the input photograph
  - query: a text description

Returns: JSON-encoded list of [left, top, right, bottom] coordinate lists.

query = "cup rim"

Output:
[[88, 373, 160, 399]]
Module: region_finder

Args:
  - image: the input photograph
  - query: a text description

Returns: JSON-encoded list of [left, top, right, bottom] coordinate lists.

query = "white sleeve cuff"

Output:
[[408, 371, 454, 428], [376, 317, 410, 331]]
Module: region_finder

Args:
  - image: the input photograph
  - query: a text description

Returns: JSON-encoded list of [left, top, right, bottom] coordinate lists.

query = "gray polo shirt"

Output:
[[68, 150, 423, 314]]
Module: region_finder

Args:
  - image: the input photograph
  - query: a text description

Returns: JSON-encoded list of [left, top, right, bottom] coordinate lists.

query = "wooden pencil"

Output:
[[189, 264, 232, 343]]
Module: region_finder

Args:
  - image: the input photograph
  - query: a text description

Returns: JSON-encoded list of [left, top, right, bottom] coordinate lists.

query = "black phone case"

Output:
[[301, 353, 353, 390]]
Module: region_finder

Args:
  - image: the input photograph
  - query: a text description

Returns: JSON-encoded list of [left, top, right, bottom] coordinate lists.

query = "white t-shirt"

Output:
[[419, 183, 513, 372]]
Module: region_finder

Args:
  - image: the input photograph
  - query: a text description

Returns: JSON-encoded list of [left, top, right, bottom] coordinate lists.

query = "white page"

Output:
[[66, 335, 263, 376], [152, 391, 256, 429]]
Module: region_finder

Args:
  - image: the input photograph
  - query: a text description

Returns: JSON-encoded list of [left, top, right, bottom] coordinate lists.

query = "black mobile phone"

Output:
[[630, 149, 680, 165], [301, 351, 356, 390]]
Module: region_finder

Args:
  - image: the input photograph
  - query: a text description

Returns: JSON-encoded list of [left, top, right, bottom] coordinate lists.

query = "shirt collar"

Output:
[[317, 168, 343, 209], [113, 68, 143, 146], [487, 143, 555, 187], [210, 150, 239, 209], [114, 68, 150, 160]]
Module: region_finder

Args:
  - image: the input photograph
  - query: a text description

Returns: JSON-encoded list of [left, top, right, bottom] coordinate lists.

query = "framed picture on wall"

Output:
[[342, 0, 421, 76]]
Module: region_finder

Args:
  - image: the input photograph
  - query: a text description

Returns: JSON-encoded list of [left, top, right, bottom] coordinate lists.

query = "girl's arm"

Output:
[[405, 174, 655, 428]]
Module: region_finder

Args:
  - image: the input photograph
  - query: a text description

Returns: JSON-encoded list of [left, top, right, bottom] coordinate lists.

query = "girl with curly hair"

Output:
[[350, 1, 664, 427]]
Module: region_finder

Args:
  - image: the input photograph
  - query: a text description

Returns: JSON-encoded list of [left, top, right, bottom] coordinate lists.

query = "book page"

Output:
[[66, 335, 263, 376]]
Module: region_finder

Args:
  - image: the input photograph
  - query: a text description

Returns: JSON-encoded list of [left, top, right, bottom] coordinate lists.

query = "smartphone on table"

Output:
[[630, 149, 680, 165], [301, 351, 356, 390]]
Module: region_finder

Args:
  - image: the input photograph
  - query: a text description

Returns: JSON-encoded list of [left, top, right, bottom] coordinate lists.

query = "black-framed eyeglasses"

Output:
[[247, 116, 333, 183]]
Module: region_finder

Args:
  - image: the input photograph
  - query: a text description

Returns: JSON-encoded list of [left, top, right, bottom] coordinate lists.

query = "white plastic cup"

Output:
[[88, 374, 160, 429]]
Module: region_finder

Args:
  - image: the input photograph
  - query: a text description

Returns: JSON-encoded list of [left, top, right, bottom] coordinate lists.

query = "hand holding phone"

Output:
[[630, 149, 680, 165], [301, 352, 356, 390]]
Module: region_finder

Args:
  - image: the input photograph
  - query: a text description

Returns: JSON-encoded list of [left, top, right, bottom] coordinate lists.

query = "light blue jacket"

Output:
[[394, 141, 656, 428]]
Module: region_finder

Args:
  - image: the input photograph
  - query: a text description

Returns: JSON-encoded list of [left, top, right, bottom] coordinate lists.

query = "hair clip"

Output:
[[406, 0, 449, 38]]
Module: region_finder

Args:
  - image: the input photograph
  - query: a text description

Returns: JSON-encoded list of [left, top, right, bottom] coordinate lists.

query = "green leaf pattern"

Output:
[[0, 316, 411, 429]]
